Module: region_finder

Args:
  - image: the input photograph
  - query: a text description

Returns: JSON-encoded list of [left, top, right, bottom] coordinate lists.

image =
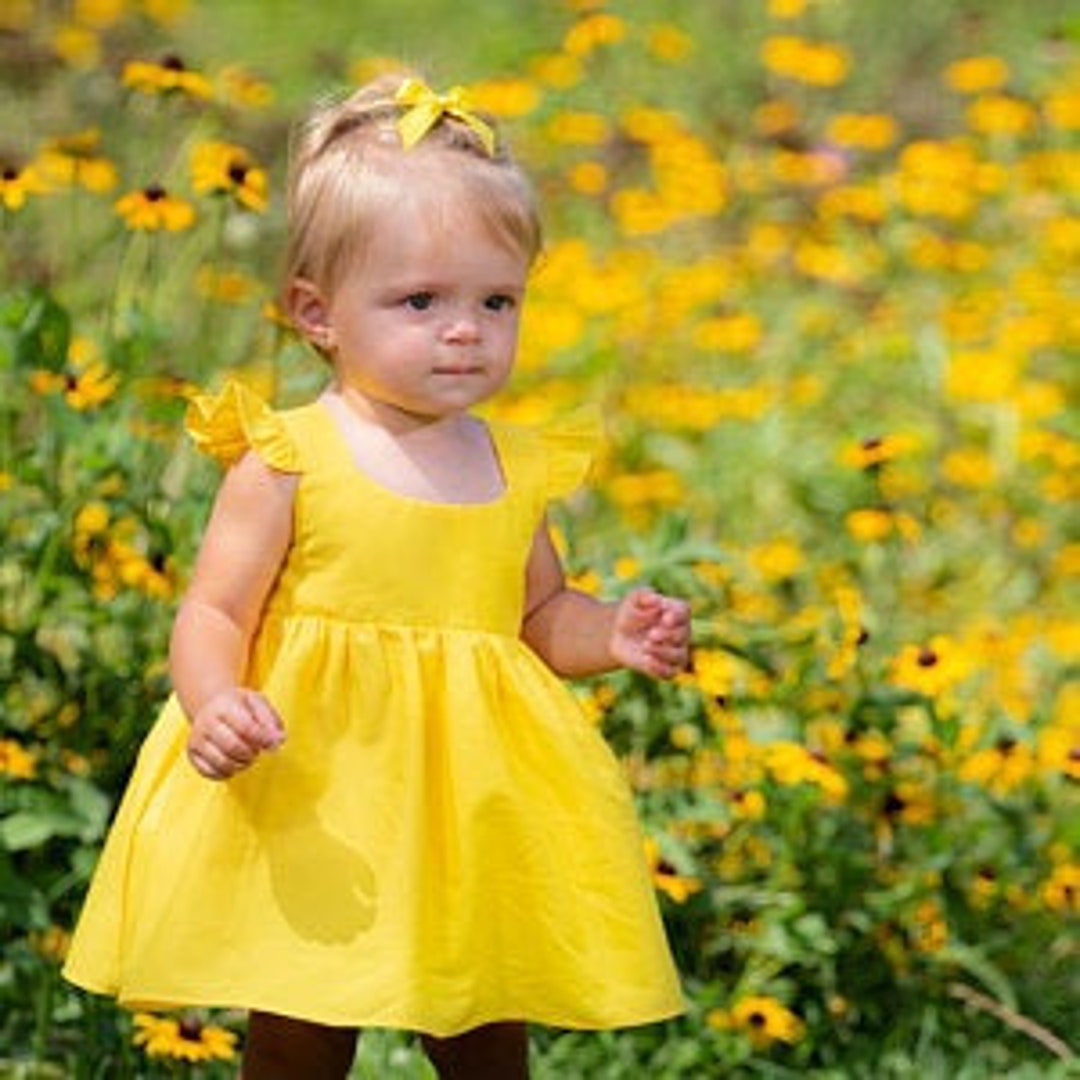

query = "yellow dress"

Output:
[[62, 381, 685, 1036]]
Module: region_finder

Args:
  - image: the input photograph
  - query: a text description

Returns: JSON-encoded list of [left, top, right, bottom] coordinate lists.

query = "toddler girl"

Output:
[[63, 73, 691, 1079]]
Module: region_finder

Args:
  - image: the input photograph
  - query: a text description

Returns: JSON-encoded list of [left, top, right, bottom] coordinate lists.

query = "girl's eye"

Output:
[[484, 294, 515, 312], [404, 292, 434, 311]]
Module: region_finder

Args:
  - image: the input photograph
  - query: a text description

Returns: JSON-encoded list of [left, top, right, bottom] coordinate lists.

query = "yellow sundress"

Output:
[[62, 380, 685, 1036]]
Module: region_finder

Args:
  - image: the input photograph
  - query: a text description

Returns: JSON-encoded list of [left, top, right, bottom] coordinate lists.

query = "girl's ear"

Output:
[[286, 278, 335, 352]]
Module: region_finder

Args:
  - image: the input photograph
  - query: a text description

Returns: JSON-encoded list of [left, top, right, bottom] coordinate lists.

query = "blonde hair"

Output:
[[284, 72, 542, 300]]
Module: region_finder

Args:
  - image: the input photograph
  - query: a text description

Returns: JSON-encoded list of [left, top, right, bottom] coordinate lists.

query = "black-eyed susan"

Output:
[[945, 55, 1010, 95], [30, 337, 119, 411], [115, 184, 195, 231], [190, 141, 268, 211], [643, 837, 703, 903], [132, 1012, 238, 1063], [708, 995, 806, 1048], [958, 736, 1036, 795], [1040, 863, 1080, 914], [0, 161, 47, 210], [217, 64, 274, 109], [36, 129, 118, 193], [764, 741, 848, 802], [888, 635, 973, 698], [121, 55, 213, 99]]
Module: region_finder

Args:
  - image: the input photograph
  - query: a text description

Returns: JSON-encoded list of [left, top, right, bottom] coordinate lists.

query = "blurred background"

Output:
[[1, 0, 1077, 1076]]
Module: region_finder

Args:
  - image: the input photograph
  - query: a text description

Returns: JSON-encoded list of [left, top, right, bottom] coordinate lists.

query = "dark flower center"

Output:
[[995, 736, 1017, 754], [883, 791, 906, 816], [861, 436, 883, 451], [656, 858, 677, 876], [161, 54, 186, 72], [856, 626, 870, 646], [917, 647, 938, 668], [1068, 747, 1080, 762], [178, 1017, 203, 1041], [228, 162, 250, 185], [748, 1011, 766, 1028], [143, 184, 166, 202], [2, 166, 18, 181]]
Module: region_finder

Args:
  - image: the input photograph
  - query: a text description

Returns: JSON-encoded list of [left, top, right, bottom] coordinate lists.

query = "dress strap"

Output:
[[185, 379, 304, 473]]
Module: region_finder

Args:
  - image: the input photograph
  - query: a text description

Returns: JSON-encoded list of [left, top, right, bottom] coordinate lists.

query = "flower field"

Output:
[[1, 0, 1078, 1076]]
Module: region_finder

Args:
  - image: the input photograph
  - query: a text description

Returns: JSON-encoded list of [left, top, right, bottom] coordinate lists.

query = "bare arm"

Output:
[[170, 450, 297, 777], [520, 520, 691, 679]]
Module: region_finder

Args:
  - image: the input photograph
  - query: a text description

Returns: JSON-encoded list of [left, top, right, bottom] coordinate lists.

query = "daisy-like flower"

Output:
[[888, 635, 973, 698], [29, 337, 119, 411], [36, 129, 118, 193], [0, 739, 37, 780], [121, 54, 213, 100], [115, 184, 195, 231], [839, 432, 918, 470], [959, 736, 1036, 795], [191, 141, 268, 211], [1, 160, 47, 210], [132, 1013, 238, 1063], [643, 837, 702, 903], [708, 995, 806, 1048]]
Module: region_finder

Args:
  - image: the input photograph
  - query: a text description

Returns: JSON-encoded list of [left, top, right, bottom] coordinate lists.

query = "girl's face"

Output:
[[295, 197, 529, 425]]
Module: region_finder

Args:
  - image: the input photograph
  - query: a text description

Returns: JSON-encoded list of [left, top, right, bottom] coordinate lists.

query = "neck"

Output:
[[333, 381, 465, 437]]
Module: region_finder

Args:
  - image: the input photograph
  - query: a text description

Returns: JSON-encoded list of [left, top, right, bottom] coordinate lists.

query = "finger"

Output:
[[242, 692, 286, 749], [221, 700, 273, 751], [208, 723, 259, 766], [187, 741, 235, 781]]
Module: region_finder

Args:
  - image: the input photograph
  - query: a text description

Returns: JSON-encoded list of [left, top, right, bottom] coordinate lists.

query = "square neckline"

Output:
[[314, 397, 512, 510]]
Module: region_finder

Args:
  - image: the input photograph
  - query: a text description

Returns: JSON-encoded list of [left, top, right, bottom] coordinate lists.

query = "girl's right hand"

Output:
[[186, 687, 286, 780]]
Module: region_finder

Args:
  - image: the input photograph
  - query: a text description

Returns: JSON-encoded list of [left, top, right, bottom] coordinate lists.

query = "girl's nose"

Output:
[[441, 313, 481, 344]]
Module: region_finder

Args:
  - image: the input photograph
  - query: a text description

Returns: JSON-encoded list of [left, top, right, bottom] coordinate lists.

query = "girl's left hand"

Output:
[[610, 587, 691, 679]]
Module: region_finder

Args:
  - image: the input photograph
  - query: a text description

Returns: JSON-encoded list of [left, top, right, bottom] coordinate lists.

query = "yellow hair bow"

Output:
[[394, 78, 496, 157]]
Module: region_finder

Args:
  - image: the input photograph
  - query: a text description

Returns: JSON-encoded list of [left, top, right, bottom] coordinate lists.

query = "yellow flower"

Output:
[[195, 265, 258, 304], [966, 94, 1037, 137], [568, 161, 608, 195], [545, 110, 610, 145], [122, 55, 213, 99], [748, 539, 804, 582], [1, 161, 47, 210], [52, 23, 101, 68], [74, 0, 124, 28], [1044, 87, 1080, 130], [945, 55, 1010, 95], [190, 141, 268, 211], [942, 447, 996, 488], [761, 35, 850, 87], [646, 23, 693, 62], [37, 129, 118, 193], [141, 0, 191, 24], [643, 838, 702, 903], [959, 737, 1036, 795], [764, 742, 848, 802], [217, 64, 274, 109], [826, 112, 898, 151], [0, 739, 37, 780], [845, 507, 894, 542], [563, 12, 627, 57], [465, 78, 541, 119], [888, 636, 973, 698], [945, 349, 1020, 403], [529, 52, 583, 89], [132, 1013, 238, 1063], [1040, 863, 1080, 914], [754, 98, 800, 137], [839, 433, 918, 470], [692, 313, 763, 354], [910, 898, 948, 953], [708, 996, 806, 1047], [729, 788, 767, 821], [768, 0, 807, 18], [115, 185, 195, 231]]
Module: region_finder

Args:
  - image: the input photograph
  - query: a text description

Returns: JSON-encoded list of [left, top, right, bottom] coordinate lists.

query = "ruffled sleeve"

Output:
[[541, 405, 604, 501], [185, 379, 302, 473]]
